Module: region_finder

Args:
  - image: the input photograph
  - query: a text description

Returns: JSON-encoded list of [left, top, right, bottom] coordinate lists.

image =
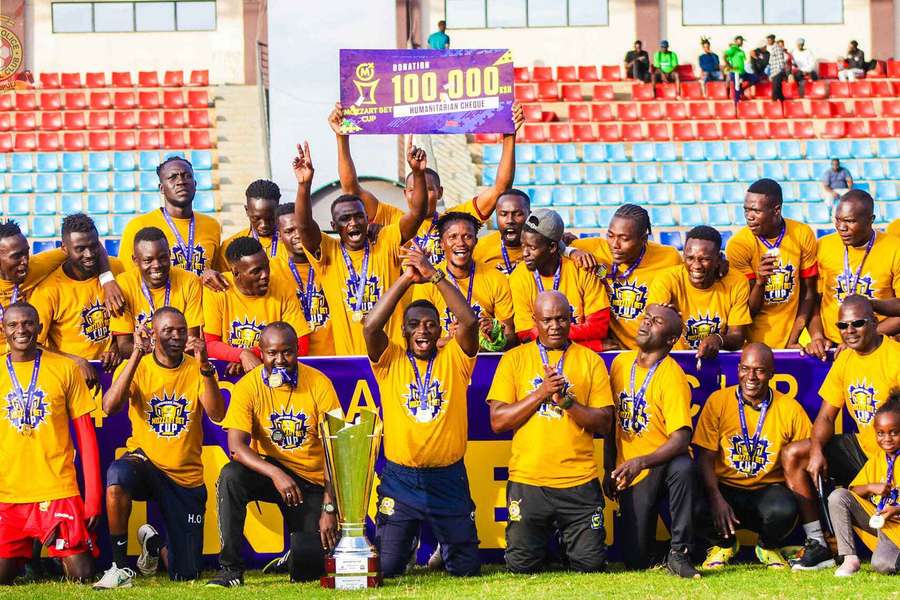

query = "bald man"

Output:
[[693, 343, 812, 570], [605, 304, 699, 578], [488, 291, 614, 573], [783, 295, 900, 570]]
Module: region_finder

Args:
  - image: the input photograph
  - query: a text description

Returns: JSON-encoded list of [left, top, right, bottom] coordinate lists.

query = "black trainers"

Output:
[[666, 548, 701, 579], [206, 570, 244, 587], [262, 550, 291, 575], [791, 538, 835, 571]]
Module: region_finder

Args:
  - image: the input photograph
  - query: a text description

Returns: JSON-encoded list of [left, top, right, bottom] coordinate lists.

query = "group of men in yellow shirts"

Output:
[[2, 98, 900, 586]]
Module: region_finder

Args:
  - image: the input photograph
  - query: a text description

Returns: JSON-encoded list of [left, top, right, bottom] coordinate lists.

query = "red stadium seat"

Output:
[[60, 72, 82, 88], [665, 102, 687, 120], [567, 104, 590, 122], [88, 111, 111, 130], [138, 131, 162, 149], [521, 124, 546, 143], [762, 101, 783, 119], [746, 121, 769, 139], [13, 133, 35, 152], [822, 121, 846, 138], [114, 111, 136, 129], [515, 85, 536, 102], [869, 119, 891, 137], [473, 133, 500, 144], [163, 110, 186, 129], [39, 73, 60, 89], [589, 85, 612, 103], [783, 101, 809, 119], [696, 121, 720, 140], [713, 101, 736, 119], [754, 82, 772, 98], [548, 123, 572, 142], [893, 81, 900, 96], [64, 132, 87, 151], [64, 111, 85, 130], [680, 81, 703, 100], [540, 109, 559, 122], [721, 121, 744, 139], [111, 71, 134, 87], [522, 104, 542, 122], [591, 103, 613, 121], [872, 80, 893, 97], [600, 65, 621, 81], [537, 82, 559, 101], [655, 84, 677, 100], [737, 101, 761, 119], [647, 122, 670, 141], [188, 70, 209, 87], [90, 92, 112, 110], [86, 132, 109, 150], [883, 100, 900, 118], [65, 92, 87, 110], [561, 84, 583, 102], [621, 123, 644, 141], [37, 133, 60, 151], [688, 102, 711, 119], [39, 112, 62, 132], [806, 80, 828, 99], [850, 81, 873, 98], [163, 90, 186, 109], [513, 67, 530, 83], [810, 100, 831, 118], [706, 82, 729, 99], [870, 61, 887, 77], [894, 121, 900, 137], [854, 100, 877, 118], [139, 71, 160, 87], [0, 113, 11, 131], [831, 101, 853, 118], [0, 133, 11, 151], [13, 112, 35, 131], [137, 110, 160, 129], [617, 103, 638, 121], [15, 94, 37, 111], [572, 123, 596, 142], [0, 94, 12, 111], [38, 93, 61, 111], [577, 65, 599, 82], [557, 66, 578, 82], [532, 66, 554, 82], [188, 129, 213, 149], [114, 92, 137, 109], [768, 121, 790, 139], [113, 131, 136, 150], [676, 64, 696, 81], [672, 122, 695, 141], [846, 120, 869, 137], [639, 103, 663, 121], [888, 60, 900, 79], [163, 70, 184, 87], [818, 62, 839, 79], [139, 91, 161, 109], [830, 82, 851, 98], [597, 123, 621, 141], [792, 121, 815, 138], [782, 81, 800, 100], [85, 72, 106, 88], [632, 83, 655, 101], [164, 130, 187, 148]]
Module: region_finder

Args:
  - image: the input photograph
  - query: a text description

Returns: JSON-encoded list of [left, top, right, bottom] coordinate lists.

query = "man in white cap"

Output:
[[791, 38, 818, 97]]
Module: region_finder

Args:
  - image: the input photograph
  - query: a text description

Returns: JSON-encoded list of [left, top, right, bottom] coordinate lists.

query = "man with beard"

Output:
[[472, 189, 529, 277], [215, 179, 285, 271], [363, 243, 480, 578], [782, 296, 900, 570], [94, 308, 224, 588], [110, 227, 203, 356]]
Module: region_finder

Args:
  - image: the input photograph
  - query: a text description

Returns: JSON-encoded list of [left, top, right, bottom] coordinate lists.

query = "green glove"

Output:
[[479, 319, 507, 352]]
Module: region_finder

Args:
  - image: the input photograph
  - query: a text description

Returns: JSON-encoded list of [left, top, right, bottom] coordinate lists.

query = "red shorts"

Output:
[[0, 496, 97, 559]]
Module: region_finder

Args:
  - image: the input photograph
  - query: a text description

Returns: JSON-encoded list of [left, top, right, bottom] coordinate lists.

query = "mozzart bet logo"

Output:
[[229, 317, 265, 349], [403, 379, 446, 423], [727, 434, 771, 477], [81, 300, 111, 343], [268, 407, 309, 451], [353, 62, 379, 105], [847, 380, 878, 426], [617, 391, 650, 435], [147, 392, 190, 438], [344, 274, 381, 314], [610, 279, 649, 321]]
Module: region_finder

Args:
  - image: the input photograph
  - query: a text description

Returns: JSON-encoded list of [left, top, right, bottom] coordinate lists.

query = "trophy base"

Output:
[[320, 555, 381, 590]]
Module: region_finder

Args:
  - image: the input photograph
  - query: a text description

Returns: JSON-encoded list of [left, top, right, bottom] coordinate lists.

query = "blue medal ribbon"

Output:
[[0, 283, 20, 322], [140, 278, 171, 321], [251, 228, 279, 258], [537, 340, 568, 375], [629, 355, 661, 409], [736, 387, 772, 475], [843, 231, 876, 297], [500, 240, 514, 274], [533, 260, 562, 292], [757, 221, 786, 251], [447, 261, 476, 306], [406, 350, 435, 403], [6, 349, 42, 432], [875, 452, 898, 514], [340, 240, 370, 317], [288, 260, 317, 324], [159, 208, 196, 274], [262, 365, 297, 388], [608, 244, 646, 282]]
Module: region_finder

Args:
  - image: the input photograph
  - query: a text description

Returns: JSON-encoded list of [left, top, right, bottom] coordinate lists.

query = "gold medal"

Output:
[[268, 372, 283, 388], [21, 423, 32, 437], [352, 311, 363, 323], [869, 514, 886, 529]]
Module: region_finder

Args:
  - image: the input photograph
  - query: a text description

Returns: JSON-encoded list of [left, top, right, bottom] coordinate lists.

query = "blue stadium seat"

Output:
[[482, 145, 503, 164], [650, 207, 676, 227], [737, 163, 760, 182], [708, 205, 732, 226], [31, 216, 57, 238], [605, 144, 628, 162], [851, 140, 874, 159], [551, 187, 575, 206], [582, 143, 606, 163], [654, 143, 677, 162], [761, 162, 785, 181], [787, 162, 813, 181], [36, 153, 59, 173], [647, 184, 672, 205], [111, 215, 131, 237], [191, 150, 214, 170], [685, 164, 709, 183], [876, 181, 898, 201], [87, 173, 111, 193], [194, 191, 216, 213], [863, 161, 886, 180], [113, 172, 137, 192], [597, 186, 622, 205], [104, 239, 120, 256], [723, 183, 745, 204], [875, 208, 888, 225], [778, 141, 802, 160], [62, 152, 85, 172], [711, 163, 734, 183], [139, 151, 161, 171], [753, 141, 778, 160], [576, 187, 598, 206], [877, 140, 899, 159], [889, 161, 900, 180], [632, 143, 655, 162], [533, 166, 555, 185], [682, 142, 706, 162], [114, 151, 137, 171], [87, 193, 110, 214], [596, 207, 616, 225], [61, 173, 84, 193], [515, 165, 534, 185], [34, 174, 58, 194], [805, 140, 829, 160], [534, 144, 557, 163], [635, 164, 658, 184], [805, 203, 831, 224], [558, 210, 573, 229], [828, 140, 851, 159], [850, 179, 868, 192], [113, 193, 137, 213], [6, 195, 28, 215], [884, 202, 900, 221], [0, 176, 7, 193], [705, 142, 727, 161], [672, 184, 698, 205], [518, 145, 537, 164], [720, 229, 733, 247], [782, 204, 804, 221], [728, 142, 751, 161], [679, 206, 704, 227], [140, 192, 159, 212], [781, 183, 799, 203], [554, 144, 577, 163], [194, 171, 214, 191], [482, 167, 497, 186], [558, 165, 583, 185], [32, 240, 60, 253], [139, 172, 160, 192], [88, 152, 111, 172], [732, 207, 746, 226], [658, 230, 683, 250], [530, 187, 551, 207], [0, 154, 6, 173], [662, 164, 685, 183], [573, 208, 598, 228], [795, 183, 819, 202], [623, 186, 647, 204], [11, 154, 34, 173], [94, 216, 110, 237], [10, 174, 33, 193], [700, 183, 724, 204], [610, 165, 634, 184], [60, 194, 83, 214]]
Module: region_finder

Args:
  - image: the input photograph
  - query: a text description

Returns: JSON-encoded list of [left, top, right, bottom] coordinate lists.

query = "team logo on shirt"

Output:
[[442, 304, 483, 333], [727, 434, 771, 477], [494, 260, 518, 276], [268, 407, 309, 450], [530, 375, 571, 419], [616, 391, 650, 435], [172, 244, 207, 276], [344, 275, 382, 315], [414, 231, 443, 265], [402, 378, 446, 423], [147, 392, 190, 438], [847, 381, 878, 426], [135, 310, 154, 332], [684, 313, 722, 349], [871, 488, 900, 508], [5, 388, 48, 433], [609, 279, 648, 320], [835, 272, 875, 303], [763, 262, 795, 304], [80, 300, 110, 343], [229, 317, 266, 349], [297, 288, 330, 330]]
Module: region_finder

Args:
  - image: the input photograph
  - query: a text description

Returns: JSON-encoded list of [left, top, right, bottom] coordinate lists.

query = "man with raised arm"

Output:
[[472, 189, 530, 277]]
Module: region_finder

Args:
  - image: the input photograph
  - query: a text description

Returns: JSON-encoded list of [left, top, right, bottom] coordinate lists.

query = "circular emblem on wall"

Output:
[[0, 16, 24, 82]]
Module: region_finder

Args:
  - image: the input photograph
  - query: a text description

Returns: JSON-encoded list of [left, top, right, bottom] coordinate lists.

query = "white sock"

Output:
[[802, 521, 826, 545]]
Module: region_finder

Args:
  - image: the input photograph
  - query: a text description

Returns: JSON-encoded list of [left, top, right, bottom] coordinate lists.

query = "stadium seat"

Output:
[[35, 153, 58, 173], [753, 141, 778, 160], [706, 82, 729, 100], [88, 112, 111, 130], [805, 140, 829, 160], [823, 121, 846, 138], [685, 163, 709, 183], [850, 140, 874, 159], [139, 172, 159, 192], [849, 80, 873, 98], [87, 173, 110, 193], [639, 103, 663, 121], [623, 186, 647, 205], [572, 124, 596, 142], [728, 141, 751, 161], [163, 130, 187, 149], [555, 144, 577, 163], [0, 133, 11, 152], [163, 70, 185, 87], [14, 133, 37, 152], [828, 140, 852, 159], [769, 121, 791, 139], [779, 141, 802, 160], [62, 152, 85, 172], [15, 94, 37, 111], [713, 102, 736, 119], [681, 82, 703, 100], [31, 216, 57, 238], [62, 111, 85, 131], [696, 122, 720, 141], [139, 151, 160, 171], [698, 182, 724, 204], [137, 131, 161, 150], [113, 91, 137, 109], [782, 204, 804, 221], [632, 143, 654, 162], [13, 112, 36, 132], [596, 187, 621, 205], [38, 111, 62, 131], [737, 163, 760, 181], [644, 184, 670, 205], [662, 164, 686, 184], [515, 85, 536, 103], [87, 132, 111, 151], [561, 85, 583, 102], [61, 173, 84, 193], [529, 145, 553, 164], [654, 143, 676, 162], [40, 92, 63, 111], [597, 124, 621, 142], [37, 134, 61, 152], [787, 162, 812, 181], [791, 121, 814, 139], [551, 188, 574, 207], [600, 65, 621, 81], [40, 73, 61, 89], [617, 103, 638, 121], [33, 194, 57, 215], [701, 142, 725, 161], [870, 120, 891, 138], [656, 84, 678, 100], [0, 113, 9, 131], [672, 122, 695, 141], [621, 123, 645, 142], [762, 162, 785, 181], [665, 102, 688, 120], [108, 71, 132, 87], [573, 65, 598, 82], [610, 165, 634, 184], [10, 153, 33, 173], [139, 192, 159, 212], [572, 208, 598, 228], [514, 67, 530, 83], [737, 102, 762, 119], [710, 163, 735, 182], [722, 121, 744, 139], [482, 145, 503, 165], [632, 84, 654, 101], [194, 191, 216, 213], [878, 139, 899, 159], [576, 187, 598, 206], [113, 193, 138, 214], [591, 103, 613, 121], [536, 82, 559, 101], [635, 164, 658, 184], [864, 161, 886, 180], [58, 193, 83, 214], [113, 172, 136, 192], [883, 100, 900, 119], [189, 130, 214, 149], [783, 101, 809, 119], [876, 181, 898, 201], [558, 165, 583, 185], [139, 91, 161, 109], [658, 230, 684, 250], [854, 100, 877, 118], [88, 152, 111, 172], [651, 207, 676, 227], [746, 121, 769, 140], [162, 90, 186, 109], [708, 205, 732, 226], [582, 144, 605, 163], [602, 143, 626, 162], [5, 194, 28, 215], [592, 84, 614, 101], [805, 203, 831, 224], [722, 183, 745, 204], [9, 174, 32, 193], [683, 142, 705, 161], [189, 69, 210, 87], [187, 109, 212, 129], [846, 121, 870, 138], [568, 103, 590, 122], [688, 102, 712, 120]]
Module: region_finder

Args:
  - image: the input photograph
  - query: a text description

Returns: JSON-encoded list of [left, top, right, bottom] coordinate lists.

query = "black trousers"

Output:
[[215, 458, 324, 581], [614, 454, 695, 569], [771, 71, 788, 101], [695, 482, 798, 549], [504, 479, 606, 574]]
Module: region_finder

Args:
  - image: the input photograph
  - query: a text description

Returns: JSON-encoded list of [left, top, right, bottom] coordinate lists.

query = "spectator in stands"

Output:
[[820, 159, 853, 202], [768, 40, 788, 101], [749, 43, 770, 77], [698, 37, 723, 83], [651, 40, 680, 89], [838, 40, 869, 81], [724, 36, 756, 98], [764, 34, 777, 59], [427, 20, 450, 50], [624, 40, 651, 83], [791, 38, 818, 96]]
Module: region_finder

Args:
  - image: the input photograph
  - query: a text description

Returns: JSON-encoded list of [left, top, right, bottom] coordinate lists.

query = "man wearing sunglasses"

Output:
[[782, 295, 900, 571]]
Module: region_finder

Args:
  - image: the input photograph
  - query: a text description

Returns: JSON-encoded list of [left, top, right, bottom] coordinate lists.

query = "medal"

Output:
[[533, 259, 562, 292], [869, 514, 886, 529], [627, 355, 661, 432], [352, 311, 363, 322], [140, 278, 171, 322], [842, 231, 876, 297], [340, 240, 371, 321], [736, 387, 772, 476], [608, 244, 646, 282], [537, 341, 569, 406], [160, 207, 197, 274], [870, 451, 898, 529], [406, 350, 436, 406], [757, 221, 786, 257], [251, 227, 279, 258], [268, 371, 283, 388], [7, 350, 42, 436], [0, 283, 20, 322], [263, 366, 296, 389], [288, 260, 318, 324], [271, 430, 284, 443]]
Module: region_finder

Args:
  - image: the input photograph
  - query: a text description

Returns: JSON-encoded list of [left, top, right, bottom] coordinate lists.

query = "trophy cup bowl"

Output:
[[320, 408, 382, 590]]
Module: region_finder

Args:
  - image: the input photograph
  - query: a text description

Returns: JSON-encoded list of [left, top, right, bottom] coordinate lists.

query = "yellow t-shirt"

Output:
[[0, 248, 67, 348], [370, 339, 475, 468], [725, 220, 819, 348], [886, 219, 900, 238], [270, 258, 334, 356], [819, 336, 900, 455], [472, 231, 524, 277], [647, 266, 752, 350], [817, 232, 900, 344], [610, 351, 693, 488], [202, 273, 311, 351], [220, 363, 340, 485], [413, 262, 514, 335], [0, 350, 95, 502], [850, 454, 900, 548], [115, 353, 209, 488], [571, 239, 682, 349], [109, 267, 203, 335], [214, 229, 288, 273], [509, 256, 610, 333], [304, 224, 405, 356], [487, 341, 613, 488], [118, 209, 222, 276], [693, 385, 812, 490], [31, 260, 126, 360]]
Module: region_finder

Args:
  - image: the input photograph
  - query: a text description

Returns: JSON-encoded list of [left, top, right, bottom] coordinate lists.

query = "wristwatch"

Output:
[[428, 269, 446, 285], [322, 502, 337, 514], [199, 363, 217, 378]]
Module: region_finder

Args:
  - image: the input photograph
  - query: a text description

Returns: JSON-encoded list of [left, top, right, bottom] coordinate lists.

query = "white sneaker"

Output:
[[93, 564, 135, 589], [136, 524, 160, 576], [835, 556, 861, 577]]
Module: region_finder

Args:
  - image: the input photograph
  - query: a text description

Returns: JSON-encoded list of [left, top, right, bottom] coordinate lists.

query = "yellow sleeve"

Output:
[[373, 201, 404, 226], [66, 359, 96, 419], [202, 287, 224, 338], [183, 274, 204, 329], [491, 274, 515, 322], [790, 401, 813, 442], [585, 353, 614, 408], [109, 274, 135, 334], [219, 378, 255, 433], [849, 457, 877, 488], [24, 249, 66, 286], [819, 355, 847, 409], [663, 363, 694, 435], [313, 371, 342, 415], [647, 268, 676, 306], [111, 359, 140, 401], [370, 341, 403, 379], [799, 226, 819, 273], [509, 266, 535, 332], [581, 269, 610, 313], [571, 237, 604, 255], [304, 233, 338, 270], [724, 235, 755, 279], [109, 257, 125, 275], [30, 284, 55, 345], [446, 337, 476, 378], [118, 219, 138, 270], [888, 220, 900, 238], [692, 391, 722, 452], [486, 351, 519, 405], [445, 198, 487, 223], [727, 275, 753, 326], [378, 223, 403, 264], [281, 286, 312, 339]]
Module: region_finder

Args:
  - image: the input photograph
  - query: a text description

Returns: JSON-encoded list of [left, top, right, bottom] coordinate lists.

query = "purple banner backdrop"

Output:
[[338, 49, 515, 134], [89, 351, 845, 569]]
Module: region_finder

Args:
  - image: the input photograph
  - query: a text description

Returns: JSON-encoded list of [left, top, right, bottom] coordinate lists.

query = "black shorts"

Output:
[[824, 434, 867, 488]]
